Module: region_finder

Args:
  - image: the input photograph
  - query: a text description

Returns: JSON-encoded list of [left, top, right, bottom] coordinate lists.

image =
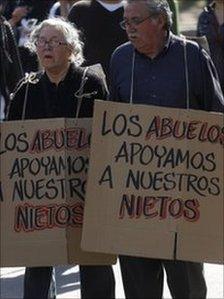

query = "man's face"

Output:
[[123, 2, 164, 56]]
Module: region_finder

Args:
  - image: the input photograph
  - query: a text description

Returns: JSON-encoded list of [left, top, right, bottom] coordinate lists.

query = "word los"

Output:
[[101, 111, 224, 146], [14, 202, 83, 232], [10, 155, 89, 178], [119, 194, 200, 222], [115, 142, 216, 171], [0, 132, 28, 155], [12, 177, 86, 201], [0, 127, 90, 156], [126, 169, 220, 197]]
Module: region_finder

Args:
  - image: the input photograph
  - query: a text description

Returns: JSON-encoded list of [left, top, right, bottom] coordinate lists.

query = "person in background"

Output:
[[6, 3, 28, 29], [68, 2, 128, 295], [49, 0, 79, 19], [7, 18, 115, 299], [0, 0, 23, 121], [68, 0, 128, 79], [3, 0, 55, 73], [3, 0, 28, 33], [4, 0, 55, 38], [110, 0, 224, 298], [197, 0, 224, 93]]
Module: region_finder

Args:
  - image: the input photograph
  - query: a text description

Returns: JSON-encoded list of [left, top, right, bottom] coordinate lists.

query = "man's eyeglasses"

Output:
[[35, 38, 68, 48], [120, 15, 153, 30]]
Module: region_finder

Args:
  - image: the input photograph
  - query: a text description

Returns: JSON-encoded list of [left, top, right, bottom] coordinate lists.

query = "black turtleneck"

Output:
[[68, 0, 128, 78], [7, 63, 108, 121]]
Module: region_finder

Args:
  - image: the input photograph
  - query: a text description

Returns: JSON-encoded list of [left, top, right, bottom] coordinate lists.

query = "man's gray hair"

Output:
[[27, 18, 84, 66], [123, 0, 173, 30]]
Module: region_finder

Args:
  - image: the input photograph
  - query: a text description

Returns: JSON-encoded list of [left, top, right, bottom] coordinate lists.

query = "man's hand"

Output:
[[9, 6, 29, 27]]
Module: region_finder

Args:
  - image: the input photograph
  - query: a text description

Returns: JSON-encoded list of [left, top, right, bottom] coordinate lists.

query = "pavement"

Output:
[[0, 262, 223, 298]]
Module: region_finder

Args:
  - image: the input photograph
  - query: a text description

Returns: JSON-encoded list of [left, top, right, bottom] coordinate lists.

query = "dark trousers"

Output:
[[23, 265, 115, 299], [119, 256, 163, 299], [119, 256, 207, 299], [164, 260, 207, 299], [80, 265, 115, 299], [24, 267, 53, 299]]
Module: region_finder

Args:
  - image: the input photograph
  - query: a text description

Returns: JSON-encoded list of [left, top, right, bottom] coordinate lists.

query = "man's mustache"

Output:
[[128, 34, 138, 40]]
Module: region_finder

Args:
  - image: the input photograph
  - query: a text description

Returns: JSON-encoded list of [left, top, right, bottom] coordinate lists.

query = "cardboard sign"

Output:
[[82, 101, 224, 264], [0, 118, 116, 267]]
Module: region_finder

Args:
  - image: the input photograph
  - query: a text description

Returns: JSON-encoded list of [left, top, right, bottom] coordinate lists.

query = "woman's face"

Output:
[[36, 25, 72, 72]]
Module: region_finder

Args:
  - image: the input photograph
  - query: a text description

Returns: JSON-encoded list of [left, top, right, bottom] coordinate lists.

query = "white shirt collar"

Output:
[[96, 0, 123, 12]]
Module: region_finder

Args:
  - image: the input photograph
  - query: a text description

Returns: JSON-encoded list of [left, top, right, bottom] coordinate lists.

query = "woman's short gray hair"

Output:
[[27, 18, 84, 66], [123, 0, 173, 30]]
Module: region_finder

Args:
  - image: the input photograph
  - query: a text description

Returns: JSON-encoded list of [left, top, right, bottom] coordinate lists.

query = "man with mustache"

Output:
[[110, 0, 224, 298]]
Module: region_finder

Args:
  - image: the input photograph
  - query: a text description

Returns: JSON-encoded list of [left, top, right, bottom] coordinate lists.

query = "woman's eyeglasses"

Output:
[[35, 38, 67, 48]]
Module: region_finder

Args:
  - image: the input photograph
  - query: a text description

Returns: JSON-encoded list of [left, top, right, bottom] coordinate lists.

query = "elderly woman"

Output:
[[7, 18, 114, 299], [7, 17, 107, 120]]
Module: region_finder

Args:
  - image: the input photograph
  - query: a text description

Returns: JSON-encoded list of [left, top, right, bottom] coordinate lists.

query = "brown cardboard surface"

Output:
[[82, 101, 224, 264], [0, 118, 115, 267]]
